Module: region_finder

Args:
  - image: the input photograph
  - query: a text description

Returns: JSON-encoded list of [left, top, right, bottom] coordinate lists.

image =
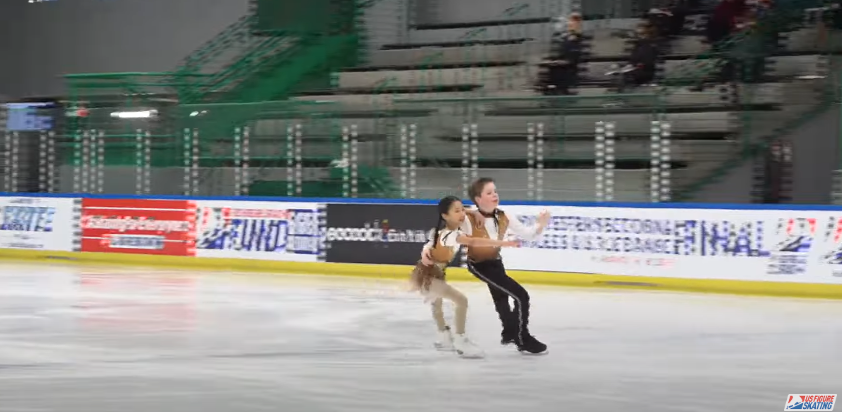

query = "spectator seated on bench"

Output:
[[538, 12, 584, 96], [607, 23, 660, 93]]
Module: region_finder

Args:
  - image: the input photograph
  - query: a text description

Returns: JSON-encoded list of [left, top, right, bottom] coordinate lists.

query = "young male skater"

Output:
[[422, 177, 551, 354]]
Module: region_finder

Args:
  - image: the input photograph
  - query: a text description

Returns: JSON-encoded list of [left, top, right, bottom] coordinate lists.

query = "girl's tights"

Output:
[[428, 278, 468, 334]]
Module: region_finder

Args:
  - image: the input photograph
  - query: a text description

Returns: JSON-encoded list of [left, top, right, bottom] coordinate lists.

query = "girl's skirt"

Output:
[[408, 260, 446, 296]]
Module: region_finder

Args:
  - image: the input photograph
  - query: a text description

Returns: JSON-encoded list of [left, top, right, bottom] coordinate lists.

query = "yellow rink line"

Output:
[[1, 249, 841, 300]]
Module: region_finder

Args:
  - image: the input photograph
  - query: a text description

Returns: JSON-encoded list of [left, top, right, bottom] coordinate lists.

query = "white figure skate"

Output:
[[434, 327, 455, 351], [452, 333, 485, 359]]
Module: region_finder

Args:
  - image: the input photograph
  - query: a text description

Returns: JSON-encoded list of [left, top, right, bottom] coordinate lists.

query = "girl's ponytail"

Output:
[[432, 195, 460, 251], [431, 215, 444, 250]]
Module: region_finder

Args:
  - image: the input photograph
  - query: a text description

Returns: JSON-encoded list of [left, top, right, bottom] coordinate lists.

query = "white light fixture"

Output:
[[110, 110, 157, 119]]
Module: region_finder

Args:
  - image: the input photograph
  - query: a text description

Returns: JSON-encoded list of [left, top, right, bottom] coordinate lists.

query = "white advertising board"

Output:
[[0, 196, 78, 252], [500, 205, 842, 284], [194, 200, 323, 262]]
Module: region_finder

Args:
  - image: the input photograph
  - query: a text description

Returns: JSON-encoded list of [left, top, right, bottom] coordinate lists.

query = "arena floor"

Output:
[[0, 261, 839, 412]]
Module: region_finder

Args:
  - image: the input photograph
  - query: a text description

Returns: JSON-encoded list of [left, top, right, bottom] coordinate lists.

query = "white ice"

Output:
[[0, 261, 839, 412]]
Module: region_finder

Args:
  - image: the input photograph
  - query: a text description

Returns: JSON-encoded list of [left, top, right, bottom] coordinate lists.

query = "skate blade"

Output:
[[456, 351, 485, 359], [518, 350, 549, 356]]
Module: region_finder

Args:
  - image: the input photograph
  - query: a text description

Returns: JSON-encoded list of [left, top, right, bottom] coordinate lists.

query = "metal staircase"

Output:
[[172, 0, 399, 197]]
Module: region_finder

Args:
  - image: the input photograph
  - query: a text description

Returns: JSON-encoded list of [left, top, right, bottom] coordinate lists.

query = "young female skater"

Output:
[[410, 195, 520, 358], [422, 178, 551, 355]]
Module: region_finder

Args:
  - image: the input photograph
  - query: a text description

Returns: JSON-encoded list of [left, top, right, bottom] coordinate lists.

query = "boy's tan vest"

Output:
[[466, 210, 509, 262]]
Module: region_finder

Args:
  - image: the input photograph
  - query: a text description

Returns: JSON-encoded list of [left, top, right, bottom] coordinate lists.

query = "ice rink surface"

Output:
[[0, 262, 840, 412]]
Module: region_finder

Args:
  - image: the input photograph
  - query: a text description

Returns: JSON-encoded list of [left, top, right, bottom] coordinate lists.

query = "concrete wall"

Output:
[[0, 0, 412, 99], [784, 108, 841, 204], [409, 0, 669, 26], [0, 0, 250, 98], [687, 107, 841, 204], [687, 161, 756, 204], [411, 0, 568, 25]]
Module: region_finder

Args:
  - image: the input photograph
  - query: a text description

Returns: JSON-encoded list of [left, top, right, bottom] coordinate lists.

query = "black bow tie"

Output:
[[479, 209, 497, 218]]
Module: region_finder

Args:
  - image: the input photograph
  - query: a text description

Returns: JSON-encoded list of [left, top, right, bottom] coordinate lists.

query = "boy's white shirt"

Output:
[[422, 208, 544, 251]]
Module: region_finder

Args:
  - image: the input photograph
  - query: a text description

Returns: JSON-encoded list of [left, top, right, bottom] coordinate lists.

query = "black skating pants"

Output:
[[466, 259, 531, 342]]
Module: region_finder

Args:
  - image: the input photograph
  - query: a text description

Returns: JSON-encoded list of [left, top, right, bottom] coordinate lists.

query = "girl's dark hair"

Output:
[[431, 195, 461, 249]]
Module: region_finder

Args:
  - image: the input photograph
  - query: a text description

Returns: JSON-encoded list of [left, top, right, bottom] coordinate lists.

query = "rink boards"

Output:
[[1, 193, 842, 299]]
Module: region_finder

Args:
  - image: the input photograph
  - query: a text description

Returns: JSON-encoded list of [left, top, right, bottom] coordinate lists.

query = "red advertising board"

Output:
[[80, 198, 197, 256]]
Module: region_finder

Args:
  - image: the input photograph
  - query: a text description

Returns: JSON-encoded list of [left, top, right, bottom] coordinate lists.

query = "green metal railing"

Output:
[[174, 14, 289, 103]]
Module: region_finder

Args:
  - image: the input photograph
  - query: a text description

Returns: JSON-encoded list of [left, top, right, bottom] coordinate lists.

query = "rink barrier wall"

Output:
[[2, 192, 842, 300]]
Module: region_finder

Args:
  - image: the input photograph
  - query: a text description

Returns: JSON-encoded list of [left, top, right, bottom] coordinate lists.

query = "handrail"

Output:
[[179, 100, 338, 109], [193, 37, 296, 96], [391, 93, 660, 104], [65, 72, 205, 79], [180, 15, 254, 70], [370, 2, 532, 94]]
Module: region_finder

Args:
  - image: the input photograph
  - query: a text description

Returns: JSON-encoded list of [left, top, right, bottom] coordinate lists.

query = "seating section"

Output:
[[391, 168, 655, 202], [262, 8, 835, 201]]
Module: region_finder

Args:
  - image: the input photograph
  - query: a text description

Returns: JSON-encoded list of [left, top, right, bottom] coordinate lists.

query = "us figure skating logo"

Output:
[[767, 218, 816, 276], [784, 394, 836, 410]]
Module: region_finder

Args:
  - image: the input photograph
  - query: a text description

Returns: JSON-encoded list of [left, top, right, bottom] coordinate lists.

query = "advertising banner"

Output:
[[499, 205, 842, 284], [324, 203, 458, 265], [194, 201, 324, 261], [80, 198, 197, 256], [0, 196, 79, 251]]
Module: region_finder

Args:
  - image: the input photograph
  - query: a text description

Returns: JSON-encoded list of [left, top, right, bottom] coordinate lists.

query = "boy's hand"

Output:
[[537, 209, 551, 228]]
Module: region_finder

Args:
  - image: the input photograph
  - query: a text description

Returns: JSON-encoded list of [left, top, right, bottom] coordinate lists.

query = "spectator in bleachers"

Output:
[[610, 23, 660, 93], [646, 0, 698, 54], [541, 13, 584, 96], [646, 8, 675, 40], [751, 0, 774, 19], [721, 2, 777, 83], [628, 24, 660, 86], [703, 0, 749, 83], [706, 0, 748, 44], [667, 0, 693, 37], [646, 0, 692, 40], [817, 0, 842, 46]]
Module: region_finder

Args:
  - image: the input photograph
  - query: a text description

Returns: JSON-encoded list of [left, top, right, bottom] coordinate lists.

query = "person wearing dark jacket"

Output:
[[705, 0, 748, 82], [542, 13, 583, 95], [628, 24, 659, 86], [610, 24, 659, 94], [667, 0, 691, 37], [706, 0, 747, 44]]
